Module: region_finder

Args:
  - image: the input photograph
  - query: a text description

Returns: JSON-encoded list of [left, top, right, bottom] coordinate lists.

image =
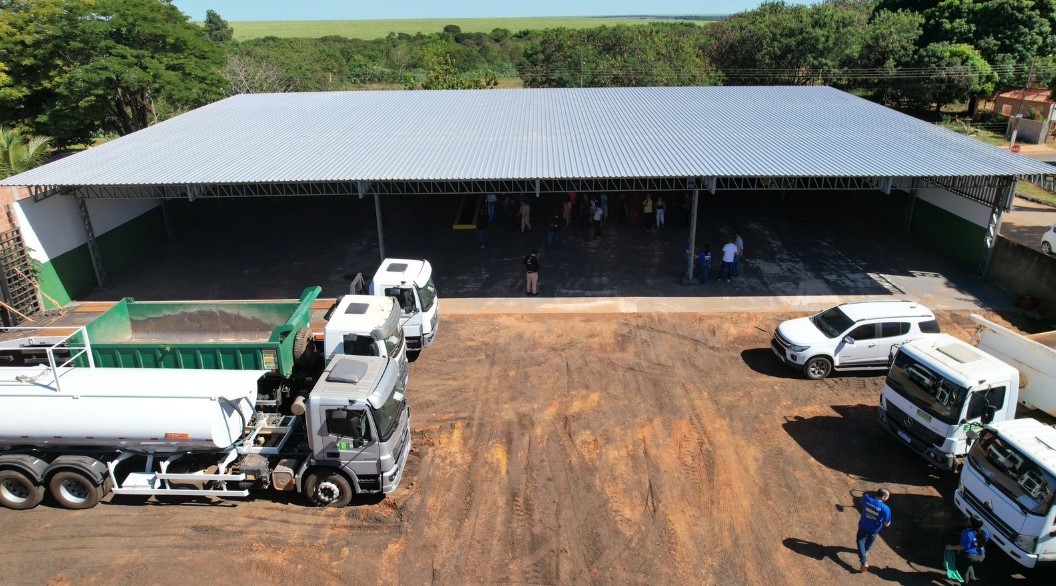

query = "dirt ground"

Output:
[[0, 310, 1048, 585]]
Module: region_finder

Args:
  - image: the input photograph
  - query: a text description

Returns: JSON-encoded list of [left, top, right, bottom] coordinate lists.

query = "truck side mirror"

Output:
[[982, 404, 996, 424]]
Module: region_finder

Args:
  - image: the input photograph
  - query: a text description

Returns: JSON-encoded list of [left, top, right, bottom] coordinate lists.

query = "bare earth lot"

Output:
[[0, 311, 1043, 585]]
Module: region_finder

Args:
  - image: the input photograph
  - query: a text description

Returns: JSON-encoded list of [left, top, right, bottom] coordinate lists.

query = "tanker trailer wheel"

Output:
[[303, 470, 353, 508], [292, 327, 316, 368], [49, 471, 102, 510], [0, 470, 45, 510]]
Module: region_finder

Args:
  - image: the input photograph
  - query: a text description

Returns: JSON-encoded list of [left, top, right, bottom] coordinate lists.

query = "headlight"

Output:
[[1014, 534, 1037, 552], [789, 344, 810, 352]]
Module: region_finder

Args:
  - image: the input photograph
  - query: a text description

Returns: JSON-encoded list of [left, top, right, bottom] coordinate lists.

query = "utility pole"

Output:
[[580, 59, 585, 88], [1009, 60, 1035, 149]]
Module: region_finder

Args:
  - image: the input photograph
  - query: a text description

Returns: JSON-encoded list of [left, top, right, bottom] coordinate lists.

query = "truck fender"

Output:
[[46, 456, 108, 486], [0, 454, 49, 483]]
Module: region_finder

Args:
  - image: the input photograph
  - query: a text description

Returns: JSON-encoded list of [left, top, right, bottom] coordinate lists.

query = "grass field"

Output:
[[229, 17, 710, 40]]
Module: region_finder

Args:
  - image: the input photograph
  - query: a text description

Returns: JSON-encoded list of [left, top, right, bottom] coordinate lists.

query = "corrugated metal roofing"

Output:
[[3, 86, 1053, 186]]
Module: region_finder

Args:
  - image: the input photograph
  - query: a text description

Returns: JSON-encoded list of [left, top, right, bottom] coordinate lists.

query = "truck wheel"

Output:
[[803, 356, 833, 380], [0, 469, 45, 510], [49, 471, 102, 510], [303, 470, 354, 508], [292, 327, 316, 368]]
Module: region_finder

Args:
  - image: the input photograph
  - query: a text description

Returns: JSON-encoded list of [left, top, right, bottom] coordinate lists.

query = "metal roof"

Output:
[[3, 86, 1053, 187]]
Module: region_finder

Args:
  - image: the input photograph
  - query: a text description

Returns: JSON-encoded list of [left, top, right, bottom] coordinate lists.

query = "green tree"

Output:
[[204, 9, 234, 43], [907, 42, 997, 111], [0, 0, 225, 145], [0, 126, 51, 179]]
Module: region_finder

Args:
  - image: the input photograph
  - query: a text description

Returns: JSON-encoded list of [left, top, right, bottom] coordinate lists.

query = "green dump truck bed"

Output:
[[71, 287, 321, 378]]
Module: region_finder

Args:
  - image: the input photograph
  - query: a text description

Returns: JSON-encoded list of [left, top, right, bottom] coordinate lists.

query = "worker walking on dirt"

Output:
[[946, 517, 989, 582], [855, 488, 892, 573], [523, 249, 540, 295]]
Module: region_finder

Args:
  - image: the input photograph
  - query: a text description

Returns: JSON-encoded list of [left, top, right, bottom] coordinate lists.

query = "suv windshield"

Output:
[[417, 278, 437, 313], [810, 307, 854, 338], [370, 377, 406, 443], [968, 430, 1056, 516], [886, 350, 968, 425]]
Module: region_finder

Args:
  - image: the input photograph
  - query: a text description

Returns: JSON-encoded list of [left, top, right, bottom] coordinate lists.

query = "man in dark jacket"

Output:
[[523, 249, 540, 295]]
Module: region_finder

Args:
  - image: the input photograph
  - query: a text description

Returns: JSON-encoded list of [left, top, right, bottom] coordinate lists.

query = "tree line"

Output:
[[1, 0, 1055, 151]]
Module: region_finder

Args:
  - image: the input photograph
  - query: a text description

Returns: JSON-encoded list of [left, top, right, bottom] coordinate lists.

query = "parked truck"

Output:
[[879, 315, 1056, 471], [954, 418, 1056, 569], [1, 285, 413, 410], [355, 258, 439, 354], [0, 333, 411, 511]]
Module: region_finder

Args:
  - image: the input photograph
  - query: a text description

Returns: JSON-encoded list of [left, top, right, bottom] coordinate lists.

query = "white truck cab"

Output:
[[880, 334, 1018, 470], [772, 300, 940, 379], [368, 259, 439, 353], [954, 418, 1056, 569], [324, 295, 408, 386]]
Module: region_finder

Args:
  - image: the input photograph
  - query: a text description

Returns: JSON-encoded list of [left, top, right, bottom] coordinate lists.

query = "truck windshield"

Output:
[[383, 326, 404, 359], [885, 350, 968, 425], [417, 279, 437, 313], [371, 377, 406, 443], [810, 307, 853, 338], [967, 430, 1056, 516]]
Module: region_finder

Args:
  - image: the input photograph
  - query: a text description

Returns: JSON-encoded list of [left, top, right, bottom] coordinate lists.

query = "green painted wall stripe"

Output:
[[36, 207, 166, 308]]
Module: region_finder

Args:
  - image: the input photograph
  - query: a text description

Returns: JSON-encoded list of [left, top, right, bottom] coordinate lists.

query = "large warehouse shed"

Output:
[[0, 85, 1052, 317]]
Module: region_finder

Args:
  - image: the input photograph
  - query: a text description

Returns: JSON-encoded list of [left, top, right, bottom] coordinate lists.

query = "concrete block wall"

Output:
[[988, 236, 1056, 317]]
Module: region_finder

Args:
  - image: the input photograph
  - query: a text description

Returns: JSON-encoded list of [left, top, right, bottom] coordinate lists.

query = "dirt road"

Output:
[[0, 311, 1043, 584]]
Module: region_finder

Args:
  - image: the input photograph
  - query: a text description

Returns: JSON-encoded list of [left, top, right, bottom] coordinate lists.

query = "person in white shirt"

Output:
[[486, 193, 498, 221], [720, 237, 739, 282]]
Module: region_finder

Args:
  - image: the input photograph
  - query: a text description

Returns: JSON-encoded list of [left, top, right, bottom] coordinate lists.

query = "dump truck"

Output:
[[879, 315, 1056, 471], [0, 333, 411, 511], [0, 287, 410, 410]]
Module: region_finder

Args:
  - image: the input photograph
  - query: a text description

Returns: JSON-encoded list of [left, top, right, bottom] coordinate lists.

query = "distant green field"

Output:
[[230, 17, 709, 40]]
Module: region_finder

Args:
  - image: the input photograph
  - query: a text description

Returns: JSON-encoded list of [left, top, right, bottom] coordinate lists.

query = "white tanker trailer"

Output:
[[0, 351, 411, 511]]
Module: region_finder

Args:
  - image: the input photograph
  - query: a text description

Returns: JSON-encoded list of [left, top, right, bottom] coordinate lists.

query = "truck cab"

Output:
[[954, 418, 1056, 569], [368, 259, 438, 352], [880, 334, 1018, 471], [302, 355, 411, 502], [323, 295, 408, 386]]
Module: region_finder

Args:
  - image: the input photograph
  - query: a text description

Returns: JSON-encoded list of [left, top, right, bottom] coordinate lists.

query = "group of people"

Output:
[[687, 231, 744, 283], [856, 487, 990, 581]]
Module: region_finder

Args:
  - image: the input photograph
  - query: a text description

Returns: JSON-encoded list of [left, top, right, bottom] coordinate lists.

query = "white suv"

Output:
[[771, 301, 941, 380], [1042, 223, 1055, 255]]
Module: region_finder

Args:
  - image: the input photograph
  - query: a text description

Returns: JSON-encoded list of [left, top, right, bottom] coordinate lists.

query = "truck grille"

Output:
[[885, 402, 945, 448], [961, 483, 1017, 543]]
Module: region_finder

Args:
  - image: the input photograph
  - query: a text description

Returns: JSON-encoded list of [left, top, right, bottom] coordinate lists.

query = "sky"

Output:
[[170, 1, 779, 21]]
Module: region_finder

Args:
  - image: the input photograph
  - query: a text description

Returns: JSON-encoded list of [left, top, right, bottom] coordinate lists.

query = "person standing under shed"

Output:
[[523, 249, 540, 295], [733, 231, 744, 277], [593, 203, 603, 239], [477, 205, 490, 248], [486, 192, 498, 221], [519, 199, 532, 232], [855, 488, 892, 573], [655, 196, 666, 229], [698, 244, 712, 283], [642, 193, 654, 230], [719, 237, 738, 282]]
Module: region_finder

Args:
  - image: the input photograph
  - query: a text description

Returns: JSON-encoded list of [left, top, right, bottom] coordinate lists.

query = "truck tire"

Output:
[[303, 470, 354, 508], [292, 327, 316, 368], [48, 471, 102, 510], [803, 356, 833, 380], [0, 469, 45, 510]]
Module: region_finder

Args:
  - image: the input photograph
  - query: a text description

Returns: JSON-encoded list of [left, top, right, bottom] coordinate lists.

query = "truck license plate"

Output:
[[897, 430, 912, 444]]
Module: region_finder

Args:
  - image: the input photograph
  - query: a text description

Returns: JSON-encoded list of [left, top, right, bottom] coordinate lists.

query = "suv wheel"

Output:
[[1043, 241, 1052, 255], [803, 356, 833, 380]]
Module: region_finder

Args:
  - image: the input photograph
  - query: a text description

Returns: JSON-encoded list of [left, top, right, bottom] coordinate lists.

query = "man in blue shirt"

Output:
[[856, 488, 892, 572], [947, 517, 989, 581]]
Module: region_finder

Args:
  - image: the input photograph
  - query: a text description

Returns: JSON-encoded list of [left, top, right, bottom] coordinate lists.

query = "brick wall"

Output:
[[0, 185, 29, 233]]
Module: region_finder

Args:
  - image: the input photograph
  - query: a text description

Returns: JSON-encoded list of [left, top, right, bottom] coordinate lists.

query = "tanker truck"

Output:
[[0, 335, 410, 511], [1, 287, 410, 410], [879, 315, 1056, 471]]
